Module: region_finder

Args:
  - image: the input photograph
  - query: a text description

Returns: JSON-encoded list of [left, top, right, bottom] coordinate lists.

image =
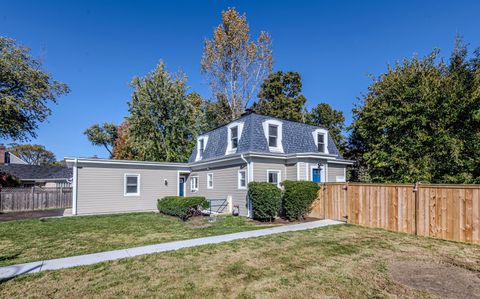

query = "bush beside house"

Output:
[[157, 196, 208, 220], [247, 182, 281, 222], [282, 180, 320, 221]]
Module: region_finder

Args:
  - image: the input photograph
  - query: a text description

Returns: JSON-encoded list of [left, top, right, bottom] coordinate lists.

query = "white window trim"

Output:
[[190, 176, 199, 192], [207, 173, 214, 189], [310, 164, 326, 183], [312, 128, 329, 154], [238, 170, 247, 189], [262, 119, 284, 153], [195, 136, 209, 161], [226, 122, 244, 155], [124, 173, 140, 196], [267, 170, 281, 187]]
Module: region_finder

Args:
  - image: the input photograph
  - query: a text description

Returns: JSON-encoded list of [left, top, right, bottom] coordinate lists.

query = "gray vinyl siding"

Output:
[[297, 162, 308, 181], [328, 164, 346, 182], [285, 164, 297, 181], [252, 159, 286, 183], [76, 165, 179, 215], [186, 164, 249, 216]]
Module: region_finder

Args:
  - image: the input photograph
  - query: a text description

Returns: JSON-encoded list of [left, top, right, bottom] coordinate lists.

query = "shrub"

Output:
[[282, 180, 320, 221], [247, 182, 281, 221], [157, 196, 208, 220]]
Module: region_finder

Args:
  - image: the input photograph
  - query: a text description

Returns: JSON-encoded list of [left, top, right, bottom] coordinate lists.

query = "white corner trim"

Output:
[[72, 158, 78, 215], [195, 135, 209, 161], [238, 170, 247, 189], [267, 169, 282, 187], [296, 162, 300, 181], [225, 121, 245, 155], [305, 162, 309, 181], [124, 173, 140, 197], [207, 173, 214, 189], [262, 119, 284, 153], [312, 128, 329, 154]]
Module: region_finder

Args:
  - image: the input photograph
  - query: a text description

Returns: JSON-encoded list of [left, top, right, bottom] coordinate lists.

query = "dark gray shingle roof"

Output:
[[0, 164, 72, 180], [189, 112, 341, 162]]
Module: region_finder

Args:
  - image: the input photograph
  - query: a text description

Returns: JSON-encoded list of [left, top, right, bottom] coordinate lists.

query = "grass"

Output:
[[1, 224, 479, 298], [0, 212, 272, 266]]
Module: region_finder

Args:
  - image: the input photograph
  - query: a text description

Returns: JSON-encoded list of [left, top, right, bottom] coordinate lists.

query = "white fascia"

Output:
[[312, 128, 329, 154], [225, 121, 244, 155], [262, 119, 284, 153], [195, 135, 209, 162]]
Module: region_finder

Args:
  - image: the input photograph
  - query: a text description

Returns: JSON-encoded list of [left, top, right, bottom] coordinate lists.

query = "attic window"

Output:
[[199, 139, 205, 159], [317, 133, 325, 152], [231, 126, 238, 149], [268, 125, 278, 147]]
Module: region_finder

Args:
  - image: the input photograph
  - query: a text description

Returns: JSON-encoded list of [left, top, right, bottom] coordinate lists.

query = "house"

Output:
[[0, 144, 72, 188], [65, 112, 353, 216]]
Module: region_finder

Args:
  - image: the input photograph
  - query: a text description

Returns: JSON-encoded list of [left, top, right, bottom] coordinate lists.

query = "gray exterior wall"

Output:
[[186, 163, 249, 216], [252, 158, 286, 183], [327, 163, 346, 182], [76, 164, 180, 215], [285, 163, 297, 180]]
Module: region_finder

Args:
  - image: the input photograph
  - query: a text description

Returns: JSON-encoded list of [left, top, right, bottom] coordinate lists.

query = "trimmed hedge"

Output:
[[282, 180, 320, 221], [157, 196, 208, 220], [248, 182, 281, 221]]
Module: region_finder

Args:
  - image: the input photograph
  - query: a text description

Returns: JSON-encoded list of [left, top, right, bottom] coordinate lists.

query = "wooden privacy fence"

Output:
[[0, 187, 72, 212], [310, 183, 480, 244]]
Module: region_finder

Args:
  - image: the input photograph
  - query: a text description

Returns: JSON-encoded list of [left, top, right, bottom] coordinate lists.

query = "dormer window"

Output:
[[195, 136, 208, 161], [268, 125, 278, 147], [262, 119, 284, 153], [312, 129, 329, 154], [317, 133, 325, 152], [231, 126, 238, 149], [226, 121, 244, 155]]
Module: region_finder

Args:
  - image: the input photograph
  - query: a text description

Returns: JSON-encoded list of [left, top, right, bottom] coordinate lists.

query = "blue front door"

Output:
[[312, 169, 321, 183], [179, 177, 185, 197]]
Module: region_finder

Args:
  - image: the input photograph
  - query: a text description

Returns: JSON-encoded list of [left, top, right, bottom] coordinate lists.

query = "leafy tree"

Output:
[[203, 94, 233, 131], [348, 37, 480, 183], [201, 8, 273, 120], [7, 143, 56, 165], [252, 71, 307, 122], [307, 103, 346, 153], [84, 123, 118, 157], [0, 37, 69, 141], [0, 171, 20, 188], [127, 61, 204, 162], [112, 120, 135, 160]]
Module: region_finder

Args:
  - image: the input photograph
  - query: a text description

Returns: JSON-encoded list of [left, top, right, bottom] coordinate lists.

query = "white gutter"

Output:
[[72, 158, 78, 215]]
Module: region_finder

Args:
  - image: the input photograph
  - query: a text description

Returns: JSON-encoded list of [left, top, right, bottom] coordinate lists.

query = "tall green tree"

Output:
[[201, 8, 273, 120], [84, 123, 118, 157], [127, 61, 204, 162], [0, 37, 69, 141], [348, 37, 480, 183], [307, 103, 346, 153], [7, 143, 56, 165], [252, 71, 307, 122]]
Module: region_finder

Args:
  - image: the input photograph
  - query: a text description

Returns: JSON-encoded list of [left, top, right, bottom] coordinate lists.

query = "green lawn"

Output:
[[0, 213, 272, 266], [1, 225, 479, 298]]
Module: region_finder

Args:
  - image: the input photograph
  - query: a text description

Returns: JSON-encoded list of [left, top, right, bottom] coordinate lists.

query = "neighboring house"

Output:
[[0, 144, 72, 188], [65, 111, 353, 216]]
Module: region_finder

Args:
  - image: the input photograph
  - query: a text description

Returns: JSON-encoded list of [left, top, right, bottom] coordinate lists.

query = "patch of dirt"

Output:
[[184, 216, 212, 229], [389, 260, 480, 299], [252, 216, 322, 225], [0, 209, 66, 222]]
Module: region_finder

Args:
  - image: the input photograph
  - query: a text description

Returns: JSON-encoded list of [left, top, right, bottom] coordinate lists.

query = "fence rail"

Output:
[[310, 182, 480, 244], [0, 187, 72, 212]]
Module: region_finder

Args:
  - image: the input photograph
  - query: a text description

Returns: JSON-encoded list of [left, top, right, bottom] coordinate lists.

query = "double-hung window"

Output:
[[124, 174, 140, 196], [231, 126, 238, 149], [267, 170, 281, 187], [199, 139, 205, 159], [191, 176, 199, 192], [238, 170, 247, 189], [268, 125, 278, 147], [207, 173, 213, 189], [317, 133, 325, 153]]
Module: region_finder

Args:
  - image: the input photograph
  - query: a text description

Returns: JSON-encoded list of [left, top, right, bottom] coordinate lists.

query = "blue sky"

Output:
[[2, 0, 479, 159]]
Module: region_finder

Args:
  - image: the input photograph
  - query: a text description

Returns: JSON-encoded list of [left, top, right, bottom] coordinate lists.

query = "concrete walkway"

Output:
[[0, 219, 342, 280]]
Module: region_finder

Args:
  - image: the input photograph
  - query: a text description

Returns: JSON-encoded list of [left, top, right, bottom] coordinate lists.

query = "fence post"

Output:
[[31, 186, 35, 211], [344, 182, 349, 223], [322, 183, 326, 220], [413, 182, 419, 236]]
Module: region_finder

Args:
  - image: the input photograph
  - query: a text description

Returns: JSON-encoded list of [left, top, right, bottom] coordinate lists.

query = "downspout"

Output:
[[72, 158, 78, 215], [240, 154, 251, 218]]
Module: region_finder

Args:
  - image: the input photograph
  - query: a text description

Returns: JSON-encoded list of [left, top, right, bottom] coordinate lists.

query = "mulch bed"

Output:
[[0, 209, 67, 222]]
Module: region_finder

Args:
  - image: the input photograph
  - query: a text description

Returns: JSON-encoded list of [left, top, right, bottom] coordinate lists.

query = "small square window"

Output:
[[207, 173, 213, 189], [124, 174, 140, 196], [238, 170, 246, 189], [267, 171, 280, 187]]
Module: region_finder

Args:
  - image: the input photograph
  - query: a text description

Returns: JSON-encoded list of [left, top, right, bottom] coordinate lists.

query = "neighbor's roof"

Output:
[[0, 164, 72, 181], [188, 112, 341, 163]]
